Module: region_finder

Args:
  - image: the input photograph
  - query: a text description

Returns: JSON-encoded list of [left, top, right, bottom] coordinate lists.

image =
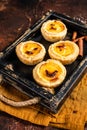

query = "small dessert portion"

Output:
[[15, 40, 46, 65], [48, 40, 79, 65], [41, 20, 67, 42], [33, 59, 66, 88]]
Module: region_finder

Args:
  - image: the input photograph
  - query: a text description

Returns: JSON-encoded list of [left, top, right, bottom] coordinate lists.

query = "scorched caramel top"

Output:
[[54, 42, 74, 56], [39, 60, 62, 82], [46, 20, 65, 33], [22, 42, 42, 57]]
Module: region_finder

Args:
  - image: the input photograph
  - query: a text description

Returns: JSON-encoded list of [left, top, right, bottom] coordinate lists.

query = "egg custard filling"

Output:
[[54, 42, 74, 56], [16, 40, 46, 65], [46, 20, 65, 33], [33, 59, 66, 88], [39, 62, 62, 82], [22, 42, 42, 58], [48, 40, 79, 65], [41, 20, 67, 42]]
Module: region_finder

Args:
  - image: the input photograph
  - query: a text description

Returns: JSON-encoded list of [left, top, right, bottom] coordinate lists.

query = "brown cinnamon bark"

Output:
[[72, 31, 77, 41], [78, 38, 83, 57]]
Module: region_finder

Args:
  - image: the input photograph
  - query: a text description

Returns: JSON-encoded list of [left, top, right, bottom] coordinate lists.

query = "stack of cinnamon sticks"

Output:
[[72, 31, 87, 57]]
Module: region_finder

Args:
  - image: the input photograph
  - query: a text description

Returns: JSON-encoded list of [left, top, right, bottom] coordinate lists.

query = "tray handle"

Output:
[[0, 74, 40, 107], [0, 94, 40, 107]]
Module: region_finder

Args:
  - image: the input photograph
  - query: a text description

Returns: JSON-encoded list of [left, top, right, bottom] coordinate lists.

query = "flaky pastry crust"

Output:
[[41, 20, 67, 42], [33, 59, 66, 88], [15, 40, 46, 65], [48, 40, 79, 65]]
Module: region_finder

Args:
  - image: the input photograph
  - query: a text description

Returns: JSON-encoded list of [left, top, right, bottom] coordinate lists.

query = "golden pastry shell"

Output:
[[41, 20, 67, 42], [15, 40, 46, 65], [48, 40, 79, 65], [33, 59, 66, 88]]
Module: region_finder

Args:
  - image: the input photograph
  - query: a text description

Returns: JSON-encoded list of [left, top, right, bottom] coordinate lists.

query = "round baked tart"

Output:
[[41, 19, 67, 42], [33, 59, 66, 88], [48, 40, 79, 65], [15, 40, 46, 65]]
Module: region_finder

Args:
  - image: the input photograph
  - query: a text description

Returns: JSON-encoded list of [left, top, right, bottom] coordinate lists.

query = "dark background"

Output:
[[0, 0, 87, 130]]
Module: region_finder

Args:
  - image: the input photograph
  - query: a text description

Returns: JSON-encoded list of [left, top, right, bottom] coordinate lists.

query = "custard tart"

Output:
[[48, 40, 79, 65], [41, 20, 67, 42], [33, 59, 66, 88], [16, 40, 46, 65]]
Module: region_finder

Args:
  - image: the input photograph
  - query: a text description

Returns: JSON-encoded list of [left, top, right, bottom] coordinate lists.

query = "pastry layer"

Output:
[[16, 40, 46, 65], [48, 40, 79, 65], [33, 59, 66, 88], [41, 20, 67, 42]]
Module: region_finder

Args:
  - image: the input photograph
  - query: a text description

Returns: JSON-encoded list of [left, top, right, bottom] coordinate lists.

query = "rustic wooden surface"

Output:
[[0, 0, 87, 129]]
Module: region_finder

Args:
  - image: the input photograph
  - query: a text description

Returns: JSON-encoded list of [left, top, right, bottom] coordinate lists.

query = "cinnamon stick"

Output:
[[72, 31, 77, 41], [78, 38, 83, 57], [73, 35, 87, 42], [73, 36, 84, 42]]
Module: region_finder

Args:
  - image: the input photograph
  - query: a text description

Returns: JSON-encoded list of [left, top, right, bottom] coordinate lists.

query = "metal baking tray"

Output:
[[0, 11, 87, 113]]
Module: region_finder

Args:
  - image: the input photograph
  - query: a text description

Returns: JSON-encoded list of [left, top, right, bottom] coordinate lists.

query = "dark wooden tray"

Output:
[[0, 11, 87, 113]]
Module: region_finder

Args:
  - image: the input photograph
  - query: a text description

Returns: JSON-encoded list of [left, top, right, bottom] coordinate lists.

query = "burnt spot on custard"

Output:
[[45, 70, 58, 77], [50, 23, 56, 30], [56, 43, 65, 51], [25, 47, 38, 55], [25, 51, 33, 55]]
